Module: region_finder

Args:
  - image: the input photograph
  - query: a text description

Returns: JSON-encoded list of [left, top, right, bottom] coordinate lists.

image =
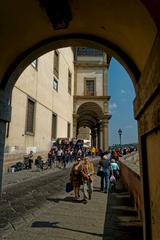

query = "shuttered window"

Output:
[[52, 114, 57, 139], [67, 122, 71, 138], [68, 70, 72, 95], [26, 99, 35, 134], [54, 50, 59, 78]]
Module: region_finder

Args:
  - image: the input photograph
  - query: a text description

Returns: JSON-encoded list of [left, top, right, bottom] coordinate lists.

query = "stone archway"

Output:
[[0, 1, 160, 239], [75, 101, 111, 150], [74, 100, 111, 149]]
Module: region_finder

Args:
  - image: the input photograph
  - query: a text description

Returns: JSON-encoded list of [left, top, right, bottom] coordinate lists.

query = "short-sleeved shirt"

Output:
[[111, 162, 119, 171]]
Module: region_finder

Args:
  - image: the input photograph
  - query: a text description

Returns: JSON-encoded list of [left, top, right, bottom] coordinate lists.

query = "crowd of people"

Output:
[[97, 150, 120, 194], [25, 140, 135, 204], [68, 147, 128, 203], [47, 139, 104, 169], [27, 138, 136, 204]]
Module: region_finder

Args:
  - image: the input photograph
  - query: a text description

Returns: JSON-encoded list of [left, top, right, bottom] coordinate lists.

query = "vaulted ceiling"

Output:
[[0, 0, 158, 92], [77, 102, 103, 130]]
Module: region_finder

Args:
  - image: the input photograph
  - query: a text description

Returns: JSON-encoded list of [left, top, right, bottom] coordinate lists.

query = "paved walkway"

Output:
[[2, 163, 70, 188], [1, 158, 143, 240], [1, 181, 143, 239]]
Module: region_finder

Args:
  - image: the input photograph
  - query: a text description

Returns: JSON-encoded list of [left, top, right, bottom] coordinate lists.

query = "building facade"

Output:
[[5, 47, 74, 155], [4, 47, 111, 171], [73, 48, 111, 150]]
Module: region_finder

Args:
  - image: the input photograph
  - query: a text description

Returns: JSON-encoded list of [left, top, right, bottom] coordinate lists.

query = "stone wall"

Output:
[[119, 152, 142, 219], [3, 151, 48, 173]]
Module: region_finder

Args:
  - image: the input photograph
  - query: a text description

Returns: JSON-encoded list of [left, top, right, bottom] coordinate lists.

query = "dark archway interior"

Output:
[[77, 102, 103, 131]]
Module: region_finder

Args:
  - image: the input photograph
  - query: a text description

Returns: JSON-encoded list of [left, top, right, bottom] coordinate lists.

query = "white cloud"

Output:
[[109, 102, 118, 110], [125, 125, 133, 129], [120, 89, 126, 94]]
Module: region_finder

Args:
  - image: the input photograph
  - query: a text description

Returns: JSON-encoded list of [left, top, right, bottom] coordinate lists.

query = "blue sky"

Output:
[[108, 58, 138, 146]]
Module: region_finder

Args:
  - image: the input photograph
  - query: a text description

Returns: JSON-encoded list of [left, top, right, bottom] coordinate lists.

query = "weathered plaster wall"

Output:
[[134, 34, 160, 240]]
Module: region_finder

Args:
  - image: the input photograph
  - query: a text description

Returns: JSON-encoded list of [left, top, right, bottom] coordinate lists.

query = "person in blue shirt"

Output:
[[110, 159, 120, 180]]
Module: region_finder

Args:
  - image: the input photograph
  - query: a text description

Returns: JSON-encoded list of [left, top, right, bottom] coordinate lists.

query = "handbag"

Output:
[[97, 167, 103, 177], [65, 182, 73, 192]]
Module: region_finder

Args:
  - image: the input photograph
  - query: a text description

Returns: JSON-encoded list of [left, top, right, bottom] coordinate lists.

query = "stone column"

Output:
[[103, 67, 108, 97], [99, 122, 103, 149], [102, 118, 109, 151], [90, 132, 94, 147], [97, 127, 100, 148], [0, 90, 11, 197], [72, 113, 78, 138], [95, 128, 98, 148]]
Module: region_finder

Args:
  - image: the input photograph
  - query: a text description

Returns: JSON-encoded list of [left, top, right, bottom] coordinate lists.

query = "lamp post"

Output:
[[118, 128, 122, 146]]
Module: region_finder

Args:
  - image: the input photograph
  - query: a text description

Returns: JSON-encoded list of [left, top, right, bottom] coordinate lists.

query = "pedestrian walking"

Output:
[[110, 159, 120, 180], [57, 147, 63, 168], [28, 150, 33, 169], [109, 174, 116, 192], [81, 157, 94, 204], [98, 152, 110, 193], [91, 146, 96, 158], [63, 150, 70, 168], [70, 157, 82, 200]]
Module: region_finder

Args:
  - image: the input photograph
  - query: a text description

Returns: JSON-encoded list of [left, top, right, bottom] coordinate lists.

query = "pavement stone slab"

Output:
[[0, 158, 143, 240]]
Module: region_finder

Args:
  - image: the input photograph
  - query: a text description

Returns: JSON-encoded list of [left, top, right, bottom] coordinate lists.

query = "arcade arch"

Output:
[[76, 102, 111, 150]]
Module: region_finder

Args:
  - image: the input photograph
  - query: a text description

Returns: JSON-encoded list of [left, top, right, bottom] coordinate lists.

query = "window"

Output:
[[31, 59, 38, 69], [67, 122, 71, 138], [85, 79, 95, 96], [51, 114, 57, 139], [53, 78, 58, 91], [26, 98, 35, 134], [77, 48, 103, 56], [6, 122, 10, 138], [68, 70, 72, 95], [54, 50, 59, 78], [6, 98, 11, 137]]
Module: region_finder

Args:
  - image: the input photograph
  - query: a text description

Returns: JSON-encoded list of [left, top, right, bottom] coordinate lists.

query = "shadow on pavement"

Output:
[[102, 180, 143, 240], [31, 220, 103, 237], [47, 196, 83, 203]]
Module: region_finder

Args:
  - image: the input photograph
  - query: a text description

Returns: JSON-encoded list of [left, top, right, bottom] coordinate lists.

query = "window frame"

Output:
[[67, 122, 71, 138], [53, 50, 59, 78], [53, 78, 58, 92], [31, 59, 38, 70], [84, 78, 96, 96], [68, 69, 72, 95], [25, 97, 36, 135], [51, 113, 57, 140]]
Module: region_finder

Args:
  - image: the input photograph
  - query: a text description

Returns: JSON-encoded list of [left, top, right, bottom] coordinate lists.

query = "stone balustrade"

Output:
[[119, 152, 142, 219]]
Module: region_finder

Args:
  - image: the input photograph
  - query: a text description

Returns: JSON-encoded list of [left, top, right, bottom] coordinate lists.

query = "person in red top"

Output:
[[96, 147, 99, 156]]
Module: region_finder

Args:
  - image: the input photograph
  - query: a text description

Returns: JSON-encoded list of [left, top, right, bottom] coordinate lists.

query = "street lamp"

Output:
[[118, 128, 122, 146]]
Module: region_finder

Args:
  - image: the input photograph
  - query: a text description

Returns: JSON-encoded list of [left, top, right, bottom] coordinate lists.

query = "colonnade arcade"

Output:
[[73, 102, 111, 150]]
